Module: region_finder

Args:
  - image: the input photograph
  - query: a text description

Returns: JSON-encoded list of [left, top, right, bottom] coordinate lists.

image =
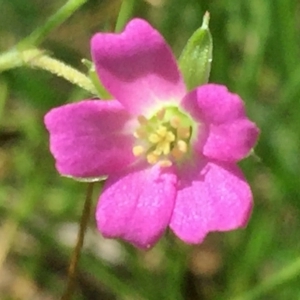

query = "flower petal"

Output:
[[182, 84, 259, 161], [91, 18, 185, 115], [96, 164, 178, 249], [203, 119, 259, 161], [170, 160, 252, 244], [44, 100, 135, 178], [182, 84, 247, 124]]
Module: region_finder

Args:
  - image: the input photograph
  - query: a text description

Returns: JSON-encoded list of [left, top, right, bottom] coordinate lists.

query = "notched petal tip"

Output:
[[170, 160, 253, 244], [91, 18, 185, 115], [183, 84, 260, 162], [96, 164, 178, 249]]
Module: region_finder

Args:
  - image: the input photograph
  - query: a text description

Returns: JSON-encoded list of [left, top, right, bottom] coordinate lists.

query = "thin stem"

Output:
[[27, 50, 97, 95], [0, 49, 97, 95], [115, 0, 136, 32], [61, 183, 94, 300], [0, 79, 8, 119], [19, 0, 88, 48], [0, 49, 23, 73], [232, 256, 300, 300]]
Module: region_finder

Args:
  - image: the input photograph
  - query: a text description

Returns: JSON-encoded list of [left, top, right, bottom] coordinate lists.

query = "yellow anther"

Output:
[[171, 140, 188, 160], [147, 152, 159, 164], [159, 160, 173, 168], [177, 126, 191, 139], [170, 116, 181, 128], [177, 140, 188, 153], [132, 145, 145, 156], [156, 108, 166, 120], [171, 146, 184, 160], [137, 115, 148, 125], [133, 108, 192, 166], [134, 127, 147, 138]]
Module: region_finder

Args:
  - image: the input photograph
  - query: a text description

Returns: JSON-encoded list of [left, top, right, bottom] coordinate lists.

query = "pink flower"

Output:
[[44, 19, 259, 249]]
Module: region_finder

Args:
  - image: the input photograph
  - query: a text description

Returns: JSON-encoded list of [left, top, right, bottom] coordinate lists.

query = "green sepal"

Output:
[[178, 12, 213, 91], [82, 59, 112, 99]]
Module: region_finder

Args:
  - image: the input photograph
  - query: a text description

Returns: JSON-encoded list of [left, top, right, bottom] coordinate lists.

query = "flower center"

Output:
[[132, 107, 193, 167]]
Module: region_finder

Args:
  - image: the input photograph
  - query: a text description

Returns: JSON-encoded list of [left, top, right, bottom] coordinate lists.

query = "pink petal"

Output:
[[182, 84, 259, 161], [182, 84, 247, 124], [170, 159, 252, 244], [91, 18, 185, 115], [96, 164, 178, 249], [202, 119, 259, 161], [44, 100, 135, 178]]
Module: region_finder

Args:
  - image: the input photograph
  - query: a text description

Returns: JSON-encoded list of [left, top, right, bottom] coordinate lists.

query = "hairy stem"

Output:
[[0, 49, 97, 95]]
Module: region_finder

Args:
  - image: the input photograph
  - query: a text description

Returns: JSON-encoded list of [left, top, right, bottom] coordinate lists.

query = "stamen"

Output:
[[170, 116, 181, 128], [133, 107, 192, 166], [156, 108, 166, 120], [134, 127, 147, 138], [159, 160, 173, 168], [137, 115, 148, 125], [177, 126, 191, 139], [147, 152, 159, 164], [132, 145, 145, 156], [177, 140, 188, 153], [171, 140, 188, 159], [171, 146, 184, 160]]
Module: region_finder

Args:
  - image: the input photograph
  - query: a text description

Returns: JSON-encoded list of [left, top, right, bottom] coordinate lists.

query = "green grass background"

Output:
[[0, 0, 300, 299]]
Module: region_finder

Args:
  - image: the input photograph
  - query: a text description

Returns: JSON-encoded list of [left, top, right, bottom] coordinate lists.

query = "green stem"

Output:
[[0, 49, 97, 95], [61, 183, 94, 300], [0, 49, 24, 73], [115, 0, 136, 32], [18, 0, 88, 49], [0, 79, 8, 120], [0, 0, 94, 94], [232, 256, 300, 300]]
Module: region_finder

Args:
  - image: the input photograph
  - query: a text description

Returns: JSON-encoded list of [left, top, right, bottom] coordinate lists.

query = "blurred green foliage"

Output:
[[0, 0, 300, 299]]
